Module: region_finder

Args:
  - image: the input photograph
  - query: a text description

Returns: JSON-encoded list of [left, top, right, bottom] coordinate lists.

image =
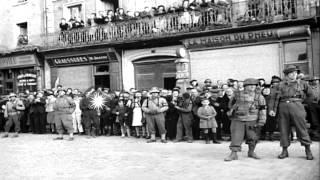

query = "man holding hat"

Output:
[[269, 65, 314, 160], [224, 78, 266, 161], [2, 93, 25, 138], [142, 87, 168, 143]]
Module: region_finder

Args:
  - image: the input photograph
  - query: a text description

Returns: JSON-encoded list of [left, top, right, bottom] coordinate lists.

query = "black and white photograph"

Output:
[[0, 0, 319, 179]]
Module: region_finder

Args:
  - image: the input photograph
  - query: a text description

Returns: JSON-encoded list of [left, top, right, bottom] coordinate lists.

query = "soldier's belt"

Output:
[[280, 98, 302, 103]]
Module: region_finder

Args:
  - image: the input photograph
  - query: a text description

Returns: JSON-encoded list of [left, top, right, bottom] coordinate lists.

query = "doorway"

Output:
[[94, 75, 110, 89]]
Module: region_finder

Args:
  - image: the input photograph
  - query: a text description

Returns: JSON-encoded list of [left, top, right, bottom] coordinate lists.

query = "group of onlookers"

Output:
[[0, 74, 319, 143], [59, 0, 230, 32]]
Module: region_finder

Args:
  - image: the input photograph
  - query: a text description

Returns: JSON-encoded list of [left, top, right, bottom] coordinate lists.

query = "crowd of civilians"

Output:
[[59, 0, 233, 31], [1, 73, 319, 143]]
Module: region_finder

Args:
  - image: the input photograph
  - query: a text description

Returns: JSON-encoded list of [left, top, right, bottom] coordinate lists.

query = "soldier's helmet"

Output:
[[283, 65, 298, 74], [243, 78, 258, 86], [204, 79, 212, 84], [149, 87, 160, 93]]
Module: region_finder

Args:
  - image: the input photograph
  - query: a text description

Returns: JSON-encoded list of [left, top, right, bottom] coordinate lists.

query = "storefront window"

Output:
[[95, 65, 109, 74], [16, 68, 37, 93], [284, 41, 309, 74]]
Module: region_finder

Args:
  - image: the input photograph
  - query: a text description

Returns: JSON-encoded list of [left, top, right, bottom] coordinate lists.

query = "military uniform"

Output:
[[225, 78, 266, 161], [269, 65, 314, 160], [53, 95, 75, 135]]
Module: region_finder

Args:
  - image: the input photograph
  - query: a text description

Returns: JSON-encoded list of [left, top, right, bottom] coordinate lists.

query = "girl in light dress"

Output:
[[131, 92, 146, 138]]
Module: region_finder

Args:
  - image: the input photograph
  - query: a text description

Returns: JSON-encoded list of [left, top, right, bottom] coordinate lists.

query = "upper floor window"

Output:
[[17, 22, 28, 46], [284, 41, 309, 75]]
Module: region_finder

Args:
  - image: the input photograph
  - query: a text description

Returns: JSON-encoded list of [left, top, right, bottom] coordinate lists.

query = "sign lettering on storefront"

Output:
[[17, 72, 37, 87], [0, 55, 37, 69], [183, 30, 277, 49], [49, 53, 113, 66]]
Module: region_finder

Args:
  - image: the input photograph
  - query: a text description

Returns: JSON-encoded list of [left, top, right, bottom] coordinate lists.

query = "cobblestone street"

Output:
[[0, 134, 319, 180]]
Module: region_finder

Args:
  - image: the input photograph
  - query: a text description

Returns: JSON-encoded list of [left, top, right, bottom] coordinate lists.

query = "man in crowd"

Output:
[[142, 87, 168, 143], [53, 90, 76, 141], [269, 65, 314, 160], [307, 76, 320, 140], [224, 78, 266, 161], [2, 93, 25, 138]]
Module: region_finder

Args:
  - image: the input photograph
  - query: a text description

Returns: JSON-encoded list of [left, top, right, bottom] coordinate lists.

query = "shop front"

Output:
[[183, 25, 316, 84], [45, 48, 121, 92], [122, 45, 184, 91], [0, 54, 41, 95]]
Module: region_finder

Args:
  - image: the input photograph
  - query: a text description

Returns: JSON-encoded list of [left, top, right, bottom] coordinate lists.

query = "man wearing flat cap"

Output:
[[142, 87, 168, 143], [2, 93, 25, 138], [269, 65, 314, 160]]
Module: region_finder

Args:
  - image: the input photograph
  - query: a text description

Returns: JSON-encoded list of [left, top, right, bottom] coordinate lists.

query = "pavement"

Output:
[[0, 133, 319, 180]]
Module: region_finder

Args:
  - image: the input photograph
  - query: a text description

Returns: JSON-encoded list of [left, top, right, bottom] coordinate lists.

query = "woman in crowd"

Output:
[[72, 90, 84, 134], [45, 90, 56, 133], [131, 91, 145, 138], [32, 91, 46, 134]]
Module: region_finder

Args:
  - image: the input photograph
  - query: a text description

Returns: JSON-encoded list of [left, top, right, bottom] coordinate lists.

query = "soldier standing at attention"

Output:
[[53, 90, 76, 141], [142, 87, 168, 143], [269, 65, 314, 160], [224, 78, 266, 161]]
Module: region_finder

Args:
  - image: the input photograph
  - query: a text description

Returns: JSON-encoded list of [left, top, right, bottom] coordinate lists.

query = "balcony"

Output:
[[41, 0, 318, 51]]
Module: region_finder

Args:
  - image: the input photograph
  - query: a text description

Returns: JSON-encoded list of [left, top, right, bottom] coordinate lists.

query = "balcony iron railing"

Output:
[[41, 0, 318, 50]]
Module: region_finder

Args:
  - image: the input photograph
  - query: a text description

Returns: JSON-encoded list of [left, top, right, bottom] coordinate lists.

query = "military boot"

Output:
[[278, 147, 289, 159], [305, 145, 314, 160], [224, 151, 238, 161], [204, 133, 210, 144], [248, 144, 260, 159]]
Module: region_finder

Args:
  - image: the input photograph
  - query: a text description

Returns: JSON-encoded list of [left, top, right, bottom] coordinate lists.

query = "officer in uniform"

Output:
[[142, 87, 168, 143], [2, 93, 25, 138], [53, 90, 76, 141], [269, 65, 314, 160], [224, 78, 266, 161]]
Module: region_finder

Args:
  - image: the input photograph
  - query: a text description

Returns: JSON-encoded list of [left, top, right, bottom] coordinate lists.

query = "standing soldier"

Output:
[[2, 93, 25, 138], [224, 78, 266, 161], [142, 87, 168, 143], [269, 65, 314, 160], [53, 90, 76, 141], [307, 76, 320, 141]]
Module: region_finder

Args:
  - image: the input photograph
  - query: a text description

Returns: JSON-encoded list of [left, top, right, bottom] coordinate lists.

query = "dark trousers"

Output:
[[83, 110, 100, 132], [278, 102, 312, 147], [165, 117, 178, 140], [192, 115, 200, 140], [176, 115, 193, 140], [221, 113, 231, 135], [4, 114, 20, 133], [55, 112, 73, 134], [19, 111, 29, 133], [309, 103, 320, 133], [33, 112, 46, 134], [229, 120, 258, 152]]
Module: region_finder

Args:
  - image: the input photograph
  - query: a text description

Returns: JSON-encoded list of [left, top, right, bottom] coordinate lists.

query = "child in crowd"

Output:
[[197, 98, 220, 144], [131, 92, 146, 138], [113, 98, 130, 138]]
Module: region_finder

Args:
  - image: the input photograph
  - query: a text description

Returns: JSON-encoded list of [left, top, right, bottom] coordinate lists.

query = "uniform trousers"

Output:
[[55, 112, 74, 134], [176, 114, 193, 140], [82, 110, 100, 132], [4, 114, 20, 133], [278, 101, 312, 147], [229, 120, 258, 152]]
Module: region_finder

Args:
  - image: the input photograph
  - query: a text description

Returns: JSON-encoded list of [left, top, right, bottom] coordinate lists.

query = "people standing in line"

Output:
[[174, 92, 194, 143], [2, 93, 25, 138], [142, 87, 168, 143], [45, 90, 56, 134], [197, 97, 220, 144], [269, 65, 314, 160], [260, 85, 276, 141], [225, 78, 266, 161], [72, 91, 84, 134], [53, 90, 76, 141]]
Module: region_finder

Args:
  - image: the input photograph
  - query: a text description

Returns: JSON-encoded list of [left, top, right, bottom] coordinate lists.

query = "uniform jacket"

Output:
[[142, 97, 168, 114], [53, 95, 75, 114], [229, 90, 266, 124], [4, 98, 25, 117]]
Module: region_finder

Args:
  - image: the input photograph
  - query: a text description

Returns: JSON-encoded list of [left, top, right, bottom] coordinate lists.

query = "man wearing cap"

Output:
[[224, 78, 266, 161], [269, 65, 314, 160], [142, 87, 168, 143], [2, 93, 25, 138], [53, 90, 76, 141], [307, 76, 320, 140]]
